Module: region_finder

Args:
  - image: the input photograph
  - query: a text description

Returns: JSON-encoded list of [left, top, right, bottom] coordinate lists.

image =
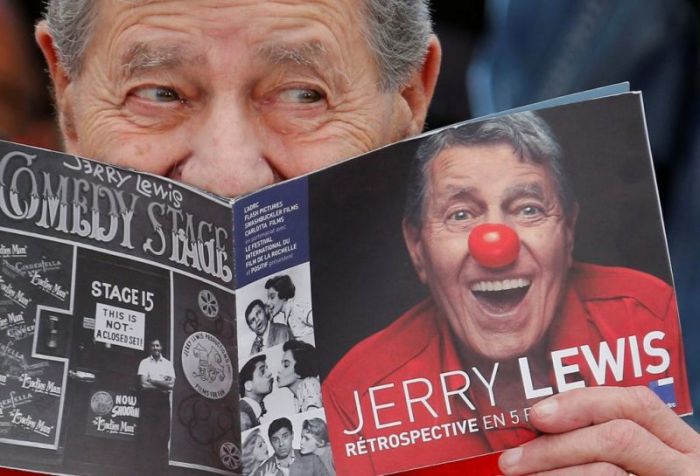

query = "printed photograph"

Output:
[[236, 262, 314, 367], [309, 96, 691, 474]]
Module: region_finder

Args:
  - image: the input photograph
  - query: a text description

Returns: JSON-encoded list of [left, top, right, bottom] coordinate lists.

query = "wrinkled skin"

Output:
[[36, 0, 439, 197]]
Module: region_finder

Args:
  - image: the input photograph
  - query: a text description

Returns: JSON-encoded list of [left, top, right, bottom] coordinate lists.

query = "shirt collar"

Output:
[[275, 450, 296, 467]]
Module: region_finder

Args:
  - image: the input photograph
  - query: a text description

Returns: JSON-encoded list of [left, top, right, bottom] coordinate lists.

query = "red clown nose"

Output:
[[468, 224, 520, 268]]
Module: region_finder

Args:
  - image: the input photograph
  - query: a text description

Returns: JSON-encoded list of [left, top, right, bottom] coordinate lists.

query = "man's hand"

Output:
[[260, 461, 278, 476], [499, 386, 700, 475]]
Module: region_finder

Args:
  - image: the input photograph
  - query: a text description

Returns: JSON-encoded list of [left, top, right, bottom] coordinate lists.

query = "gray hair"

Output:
[[363, 0, 433, 91], [404, 111, 577, 228], [43, 0, 98, 78], [44, 0, 433, 90]]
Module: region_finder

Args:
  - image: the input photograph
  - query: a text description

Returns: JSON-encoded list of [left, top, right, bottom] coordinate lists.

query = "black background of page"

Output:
[[308, 95, 673, 379]]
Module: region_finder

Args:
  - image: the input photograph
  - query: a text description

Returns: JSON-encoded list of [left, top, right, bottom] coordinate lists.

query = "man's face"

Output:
[[249, 360, 273, 396], [266, 288, 284, 316], [150, 340, 162, 359], [246, 304, 269, 336], [277, 350, 299, 388], [270, 426, 293, 459], [404, 144, 575, 360], [43, 0, 436, 197]]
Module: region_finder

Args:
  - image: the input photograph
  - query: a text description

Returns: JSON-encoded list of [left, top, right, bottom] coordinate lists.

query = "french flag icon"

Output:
[[648, 377, 677, 408]]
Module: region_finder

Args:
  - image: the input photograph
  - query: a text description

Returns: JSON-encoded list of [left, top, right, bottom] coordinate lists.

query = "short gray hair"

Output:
[[363, 0, 433, 91], [43, 0, 97, 78], [44, 0, 433, 89], [404, 111, 577, 228]]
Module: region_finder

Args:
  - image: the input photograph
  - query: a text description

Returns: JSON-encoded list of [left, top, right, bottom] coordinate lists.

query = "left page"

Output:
[[0, 141, 238, 475]]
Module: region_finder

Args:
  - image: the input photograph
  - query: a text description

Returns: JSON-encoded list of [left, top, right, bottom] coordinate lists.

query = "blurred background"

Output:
[[2, 0, 699, 427]]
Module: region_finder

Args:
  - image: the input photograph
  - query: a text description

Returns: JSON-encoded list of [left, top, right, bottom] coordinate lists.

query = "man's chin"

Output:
[[466, 334, 534, 362]]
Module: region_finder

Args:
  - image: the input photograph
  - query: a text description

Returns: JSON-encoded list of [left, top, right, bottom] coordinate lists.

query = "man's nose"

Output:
[[177, 98, 279, 197], [468, 223, 520, 268]]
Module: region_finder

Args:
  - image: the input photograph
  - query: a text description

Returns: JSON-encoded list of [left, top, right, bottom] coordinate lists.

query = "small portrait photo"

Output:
[[242, 340, 324, 429], [236, 262, 314, 366], [242, 410, 333, 476]]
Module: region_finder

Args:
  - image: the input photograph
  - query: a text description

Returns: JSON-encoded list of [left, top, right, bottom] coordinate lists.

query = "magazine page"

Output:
[[231, 178, 329, 476], [0, 141, 238, 475], [302, 93, 691, 475]]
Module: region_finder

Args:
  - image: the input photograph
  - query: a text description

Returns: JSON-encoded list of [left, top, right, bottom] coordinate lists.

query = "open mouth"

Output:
[[471, 278, 531, 315]]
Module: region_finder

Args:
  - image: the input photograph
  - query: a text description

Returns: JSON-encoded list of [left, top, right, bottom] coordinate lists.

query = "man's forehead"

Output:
[[430, 145, 548, 180], [90, 0, 367, 82], [424, 145, 559, 202]]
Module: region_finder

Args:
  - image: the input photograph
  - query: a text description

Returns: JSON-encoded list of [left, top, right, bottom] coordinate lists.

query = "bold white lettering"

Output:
[[628, 335, 643, 378], [580, 338, 626, 384], [644, 331, 670, 374], [519, 357, 553, 399], [552, 348, 586, 392]]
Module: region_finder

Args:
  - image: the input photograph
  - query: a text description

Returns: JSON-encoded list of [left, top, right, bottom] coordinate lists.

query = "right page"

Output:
[[307, 92, 691, 475]]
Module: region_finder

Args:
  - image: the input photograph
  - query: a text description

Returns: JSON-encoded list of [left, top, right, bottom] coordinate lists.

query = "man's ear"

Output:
[[400, 35, 442, 137], [402, 218, 428, 284], [35, 20, 78, 148]]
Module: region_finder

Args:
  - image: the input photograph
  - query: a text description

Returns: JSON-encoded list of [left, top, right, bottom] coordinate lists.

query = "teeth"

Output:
[[471, 278, 531, 292]]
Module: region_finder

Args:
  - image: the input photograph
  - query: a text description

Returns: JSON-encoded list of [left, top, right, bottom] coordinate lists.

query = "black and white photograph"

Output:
[[236, 262, 314, 367], [241, 411, 333, 476]]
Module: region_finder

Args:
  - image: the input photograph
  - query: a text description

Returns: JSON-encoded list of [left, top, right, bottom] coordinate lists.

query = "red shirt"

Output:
[[322, 263, 690, 475]]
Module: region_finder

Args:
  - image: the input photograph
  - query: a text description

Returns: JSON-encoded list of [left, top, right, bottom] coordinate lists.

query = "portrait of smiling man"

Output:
[[25, 0, 700, 475], [246, 298, 291, 356], [322, 111, 692, 475], [404, 125, 576, 361]]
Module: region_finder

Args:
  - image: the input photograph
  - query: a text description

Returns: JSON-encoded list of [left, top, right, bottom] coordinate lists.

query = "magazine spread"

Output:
[[0, 90, 691, 476]]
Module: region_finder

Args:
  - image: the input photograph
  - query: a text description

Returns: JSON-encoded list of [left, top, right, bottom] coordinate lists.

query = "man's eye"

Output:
[[278, 88, 324, 104], [448, 209, 472, 221], [132, 86, 183, 103], [518, 205, 544, 218]]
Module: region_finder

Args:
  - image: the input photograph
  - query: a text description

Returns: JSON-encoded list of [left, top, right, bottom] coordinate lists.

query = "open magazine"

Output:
[[0, 89, 691, 475]]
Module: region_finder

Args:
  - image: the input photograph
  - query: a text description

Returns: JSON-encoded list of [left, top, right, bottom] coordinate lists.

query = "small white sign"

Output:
[[93, 303, 145, 350]]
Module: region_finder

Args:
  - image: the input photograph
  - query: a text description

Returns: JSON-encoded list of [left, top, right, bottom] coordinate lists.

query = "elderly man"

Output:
[[33, 1, 700, 475], [322, 113, 694, 475]]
